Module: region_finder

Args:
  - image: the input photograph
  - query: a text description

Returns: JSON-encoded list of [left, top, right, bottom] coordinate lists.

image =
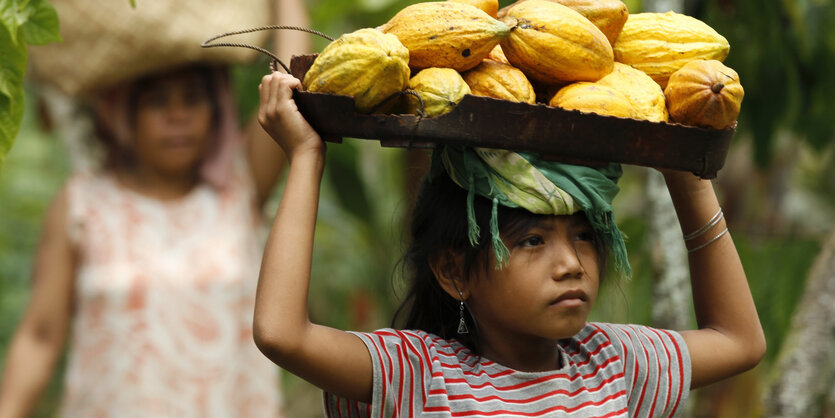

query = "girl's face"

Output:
[[466, 213, 600, 348], [131, 70, 213, 177]]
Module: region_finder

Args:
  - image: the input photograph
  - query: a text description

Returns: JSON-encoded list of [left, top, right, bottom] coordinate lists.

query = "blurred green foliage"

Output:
[[0, 90, 69, 416], [699, 0, 835, 165]]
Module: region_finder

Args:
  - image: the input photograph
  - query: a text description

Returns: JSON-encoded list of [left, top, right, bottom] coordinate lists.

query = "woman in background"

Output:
[[0, 0, 309, 416]]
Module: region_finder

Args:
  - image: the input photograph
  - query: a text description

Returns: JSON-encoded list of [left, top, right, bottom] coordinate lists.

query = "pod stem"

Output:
[[501, 16, 521, 30]]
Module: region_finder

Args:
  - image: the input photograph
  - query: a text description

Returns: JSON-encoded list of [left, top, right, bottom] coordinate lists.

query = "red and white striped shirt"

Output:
[[323, 323, 690, 417]]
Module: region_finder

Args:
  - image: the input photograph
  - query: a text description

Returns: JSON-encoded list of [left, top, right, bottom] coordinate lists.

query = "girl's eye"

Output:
[[520, 236, 544, 247]]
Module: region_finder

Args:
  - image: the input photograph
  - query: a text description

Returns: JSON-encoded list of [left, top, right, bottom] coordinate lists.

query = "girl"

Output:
[[252, 72, 765, 417]]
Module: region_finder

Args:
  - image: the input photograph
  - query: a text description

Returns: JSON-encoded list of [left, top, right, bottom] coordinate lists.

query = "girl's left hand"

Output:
[[257, 72, 323, 161]]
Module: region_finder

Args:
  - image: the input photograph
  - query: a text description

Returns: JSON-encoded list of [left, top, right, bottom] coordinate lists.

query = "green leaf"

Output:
[[130, 0, 136, 8], [21, 0, 61, 45], [0, 0, 60, 166], [0, 0, 24, 46], [0, 24, 27, 167]]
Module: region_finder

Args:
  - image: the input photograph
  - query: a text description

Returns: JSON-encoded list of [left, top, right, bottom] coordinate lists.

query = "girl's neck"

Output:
[[479, 334, 563, 372], [114, 166, 200, 202]]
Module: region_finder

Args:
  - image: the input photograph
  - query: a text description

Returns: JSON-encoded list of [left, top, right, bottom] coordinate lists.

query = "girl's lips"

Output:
[[550, 290, 588, 308], [551, 298, 585, 308]]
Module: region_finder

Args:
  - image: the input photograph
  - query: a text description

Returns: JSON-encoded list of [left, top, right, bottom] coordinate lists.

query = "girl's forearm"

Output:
[[253, 150, 325, 360], [664, 171, 765, 382]]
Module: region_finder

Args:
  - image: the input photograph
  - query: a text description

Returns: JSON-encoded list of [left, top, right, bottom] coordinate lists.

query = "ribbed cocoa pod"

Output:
[[664, 59, 743, 129], [549, 82, 636, 119], [597, 63, 668, 122], [303, 28, 410, 113], [486, 45, 510, 65], [406, 67, 472, 116], [499, 0, 614, 85], [379, 2, 510, 72], [613, 11, 730, 89], [462, 60, 536, 104], [499, 0, 628, 46]]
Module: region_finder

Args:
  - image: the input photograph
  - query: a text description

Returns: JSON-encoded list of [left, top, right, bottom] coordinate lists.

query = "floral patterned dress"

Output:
[[59, 166, 281, 418]]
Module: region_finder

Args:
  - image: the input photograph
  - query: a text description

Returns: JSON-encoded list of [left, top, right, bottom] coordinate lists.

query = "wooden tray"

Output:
[[289, 54, 735, 179]]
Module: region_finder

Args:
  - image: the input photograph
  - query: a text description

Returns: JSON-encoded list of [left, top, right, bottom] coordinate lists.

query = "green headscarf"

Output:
[[431, 145, 631, 277]]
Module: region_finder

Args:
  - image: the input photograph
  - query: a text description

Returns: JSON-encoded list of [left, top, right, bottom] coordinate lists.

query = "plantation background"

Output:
[[1, 0, 834, 416]]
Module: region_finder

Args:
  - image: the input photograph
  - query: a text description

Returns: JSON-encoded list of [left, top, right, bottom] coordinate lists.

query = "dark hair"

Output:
[[392, 171, 610, 354], [92, 64, 220, 171]]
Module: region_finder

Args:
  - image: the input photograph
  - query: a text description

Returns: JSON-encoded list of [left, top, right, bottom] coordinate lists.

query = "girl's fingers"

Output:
[[259, 73, 278, 109], [260, 73, 302, 117], [279, 73, 302, 91], [257, 72, 321, 153]]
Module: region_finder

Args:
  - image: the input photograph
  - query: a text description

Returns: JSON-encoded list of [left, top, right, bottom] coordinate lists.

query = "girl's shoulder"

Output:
[[349, 328, 480, 367], [349, 328, 458, 353], [580, 322, 690, 356]]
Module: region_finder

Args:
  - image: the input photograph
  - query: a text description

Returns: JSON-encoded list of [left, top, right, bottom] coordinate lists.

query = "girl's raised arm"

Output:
[[252, 73, 374, 403], [664, 170, 766, 388]]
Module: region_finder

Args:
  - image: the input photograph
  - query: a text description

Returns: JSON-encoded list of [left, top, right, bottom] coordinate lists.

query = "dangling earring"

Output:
[[457, 292, 469, 335]]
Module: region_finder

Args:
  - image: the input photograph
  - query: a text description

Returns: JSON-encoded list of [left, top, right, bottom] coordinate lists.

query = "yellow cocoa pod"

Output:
[[406, 68, 472, 117], [498, 0, 628, 46], [486, 44, 510, 65], [499, 0, 614, 85], [613, 12, 730, 89], [598, 63, 668, 122], [463, 60, 536, 103], [380, 2, 510, 72], [303, 28, 410, 113], [664, 59, 743, 130], [448, 0, 499, 18], [549, 82, 636, 119]]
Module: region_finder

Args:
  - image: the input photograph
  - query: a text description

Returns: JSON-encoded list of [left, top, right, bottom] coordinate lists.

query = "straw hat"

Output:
[[28, 0, 272, 96]]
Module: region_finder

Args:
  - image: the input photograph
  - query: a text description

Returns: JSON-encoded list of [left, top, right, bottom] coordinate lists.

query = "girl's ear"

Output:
[[429, 251, 469, 300]]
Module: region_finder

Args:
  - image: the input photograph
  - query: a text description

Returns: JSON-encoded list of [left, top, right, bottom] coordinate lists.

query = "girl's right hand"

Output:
[[257, 72, 323, 161]]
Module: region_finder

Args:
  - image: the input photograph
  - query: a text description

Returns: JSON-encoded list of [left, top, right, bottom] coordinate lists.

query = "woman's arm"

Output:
[[245, 0, 313, 207], [0, 188, 75, 418], [664, 170, 766, 388], [252, 73, 373, 403]]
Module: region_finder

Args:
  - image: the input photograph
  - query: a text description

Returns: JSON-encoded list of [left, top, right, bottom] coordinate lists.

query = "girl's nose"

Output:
[[551, 239, 584, 281]]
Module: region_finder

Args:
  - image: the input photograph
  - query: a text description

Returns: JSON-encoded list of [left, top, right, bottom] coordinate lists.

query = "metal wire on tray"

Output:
[[201, 25, 335, 73]]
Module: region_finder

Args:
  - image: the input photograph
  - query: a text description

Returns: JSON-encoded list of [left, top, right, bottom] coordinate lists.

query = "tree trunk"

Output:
[[646, 170, 692, 331], [639, 0, 695, 415], [762, 227, 835, 418], [642, 0, 691, 331], [36, 87, 99, 174]]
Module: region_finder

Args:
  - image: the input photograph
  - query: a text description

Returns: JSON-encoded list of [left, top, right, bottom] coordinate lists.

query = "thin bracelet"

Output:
[[683, 208, 724, 241], [687, 227, 729, 253]]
